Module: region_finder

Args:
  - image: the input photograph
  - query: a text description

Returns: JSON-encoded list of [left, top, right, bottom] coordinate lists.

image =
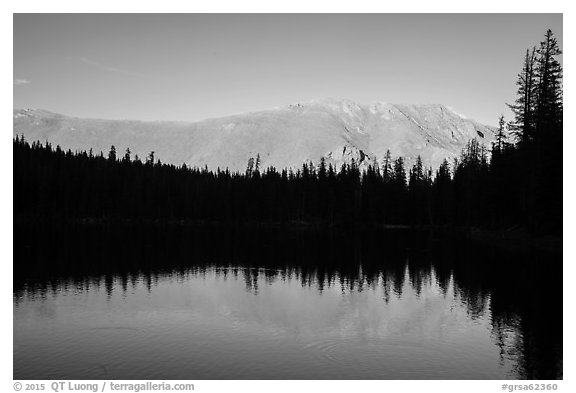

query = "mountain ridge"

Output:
[[13, 99, 496, 171]]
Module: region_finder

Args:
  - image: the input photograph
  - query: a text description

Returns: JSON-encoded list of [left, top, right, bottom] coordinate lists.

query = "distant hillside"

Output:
[[13, 99, 495, 171]]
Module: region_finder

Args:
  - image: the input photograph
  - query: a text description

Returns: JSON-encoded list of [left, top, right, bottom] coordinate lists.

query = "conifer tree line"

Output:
[[13, 30, 562, 234]]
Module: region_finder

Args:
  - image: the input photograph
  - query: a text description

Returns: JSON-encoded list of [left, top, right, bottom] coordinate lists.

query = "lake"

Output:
[[13, 223, 562, 379]]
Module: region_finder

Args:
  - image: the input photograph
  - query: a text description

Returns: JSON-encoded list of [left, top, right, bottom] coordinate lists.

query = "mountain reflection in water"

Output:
[[14, 223, 562, 380]]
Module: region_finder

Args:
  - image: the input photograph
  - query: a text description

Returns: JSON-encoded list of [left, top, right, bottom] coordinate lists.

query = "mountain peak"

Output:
[[13, 100, 495, 172]]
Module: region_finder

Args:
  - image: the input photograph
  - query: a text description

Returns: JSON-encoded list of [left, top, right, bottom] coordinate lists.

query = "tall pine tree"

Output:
[[508, 47, 537, 145]]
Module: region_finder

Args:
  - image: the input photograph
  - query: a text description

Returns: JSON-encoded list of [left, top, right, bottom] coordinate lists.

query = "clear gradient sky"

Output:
[[14, 13, 562, 126]]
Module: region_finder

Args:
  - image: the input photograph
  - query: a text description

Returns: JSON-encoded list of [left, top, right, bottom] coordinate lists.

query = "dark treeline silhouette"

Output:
[[13, 30, 561, 234], [10, 135, 479, 227], [14, 222, 562, 379]]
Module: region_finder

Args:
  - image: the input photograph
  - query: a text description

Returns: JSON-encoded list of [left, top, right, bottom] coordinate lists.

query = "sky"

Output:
[[13, 13, 562, 126]]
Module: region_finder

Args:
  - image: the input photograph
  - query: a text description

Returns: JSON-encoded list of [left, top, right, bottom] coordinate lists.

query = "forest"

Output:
[[13, 30, 562, 235]]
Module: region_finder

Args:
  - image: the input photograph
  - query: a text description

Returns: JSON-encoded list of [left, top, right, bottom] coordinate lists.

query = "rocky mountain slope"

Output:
[[13, 98, 496, 172]]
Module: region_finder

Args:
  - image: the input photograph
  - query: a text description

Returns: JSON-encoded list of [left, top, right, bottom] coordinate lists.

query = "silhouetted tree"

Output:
[[534, 29, 563, 140], [508, 47, 537, 145], [493, 114, 509, 153], [108, 145, 117, 161], [146, 151, 155, 165], [246, 157, 254, 177], [382, 150, 392, 182], [392, 157, 406, 188], [255, 154, 261, 173]]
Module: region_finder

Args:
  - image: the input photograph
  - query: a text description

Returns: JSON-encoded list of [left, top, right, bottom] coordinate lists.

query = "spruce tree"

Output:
[[532, 29, 563, 232], [534, 29, 563, 140], [123, 148, 131, 163], [493, 114, 508, 153], [108, 145, 117, 161], [246, 157, 254, 177], [392, 157, 406, 189], [254, 154, 261, 174], [147, 151, 155, 165], [508, 47, 537, 145], [382, 149, 393, 182], [409, 155, 424, 190]]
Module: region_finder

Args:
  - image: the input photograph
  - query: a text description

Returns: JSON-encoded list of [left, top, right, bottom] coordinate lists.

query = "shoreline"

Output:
[[14, 216, 562, 254]]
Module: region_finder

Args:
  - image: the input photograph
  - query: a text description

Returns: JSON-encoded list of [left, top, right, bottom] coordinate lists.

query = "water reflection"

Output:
[[14, 222, 562, 379]]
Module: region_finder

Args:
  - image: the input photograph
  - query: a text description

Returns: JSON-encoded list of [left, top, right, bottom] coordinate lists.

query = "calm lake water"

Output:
[[14, 223, 562, 380]]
